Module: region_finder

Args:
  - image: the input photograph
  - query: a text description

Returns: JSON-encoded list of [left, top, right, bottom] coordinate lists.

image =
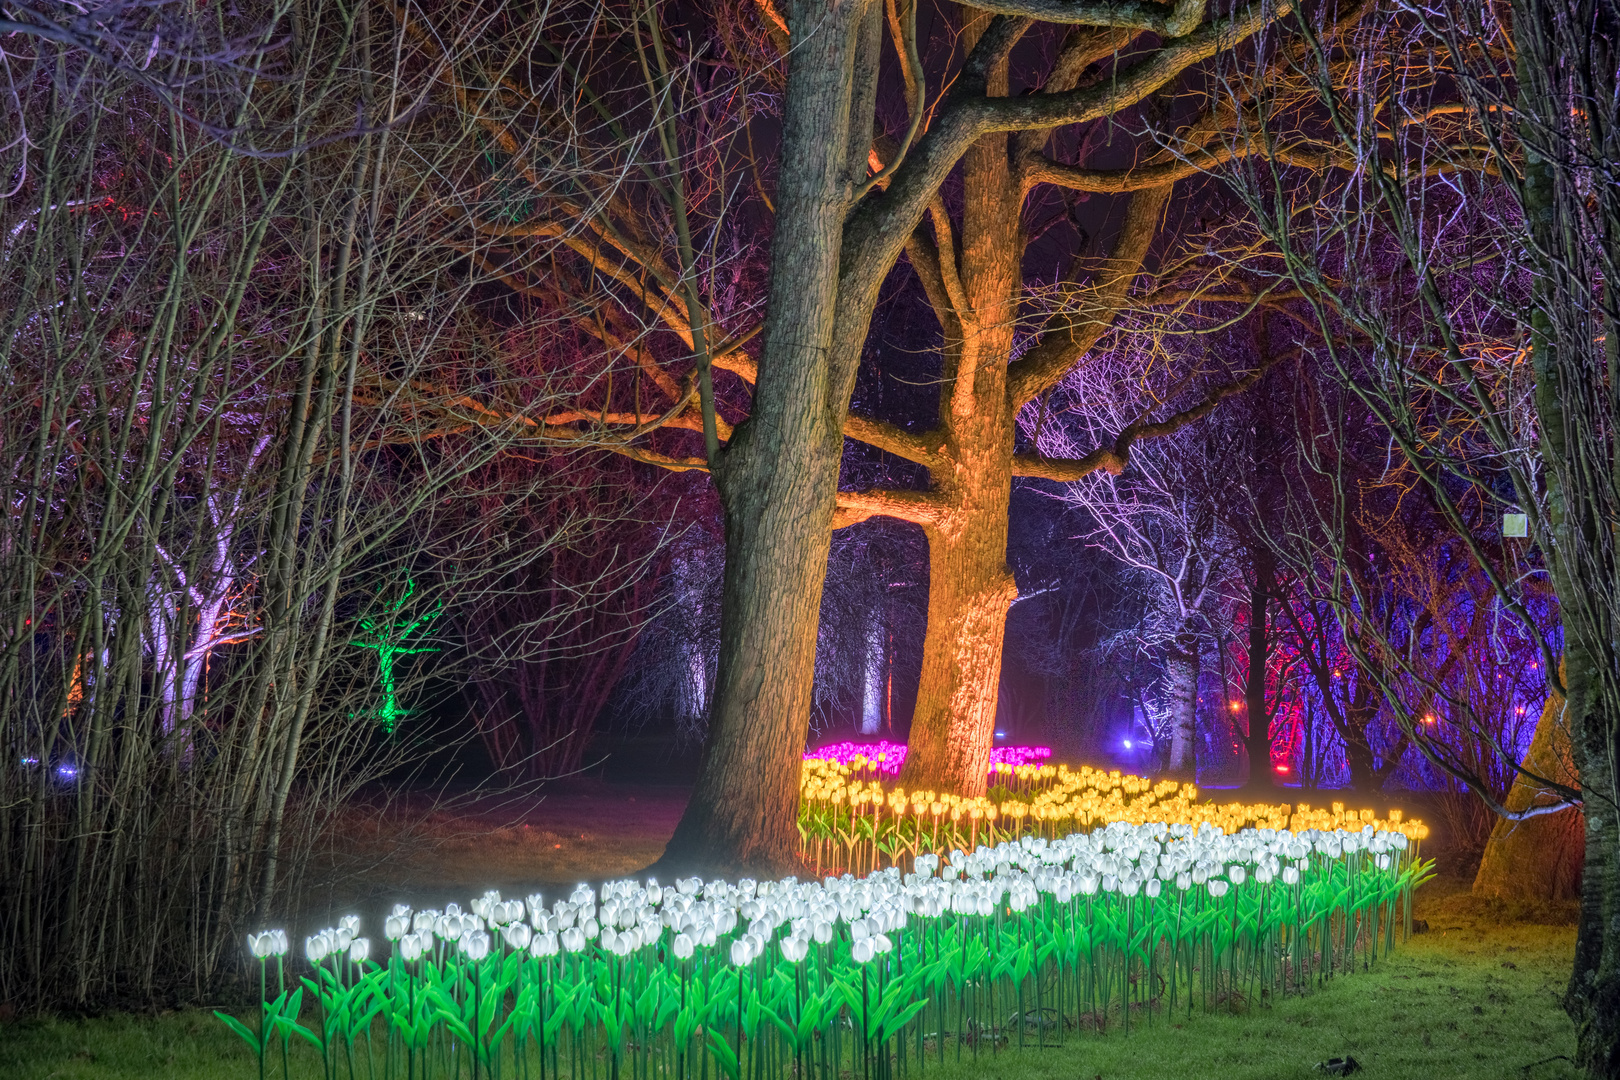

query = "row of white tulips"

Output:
[[230, 821, 1428, 1080]]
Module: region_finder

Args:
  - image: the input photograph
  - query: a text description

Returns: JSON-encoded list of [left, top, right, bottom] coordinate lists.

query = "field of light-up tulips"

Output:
[[796, 747, 1424, 877], [226, 757, 1433, 1080]]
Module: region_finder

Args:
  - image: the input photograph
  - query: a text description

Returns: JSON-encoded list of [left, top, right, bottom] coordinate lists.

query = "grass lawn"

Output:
[[0, 877, 1580, 1080]]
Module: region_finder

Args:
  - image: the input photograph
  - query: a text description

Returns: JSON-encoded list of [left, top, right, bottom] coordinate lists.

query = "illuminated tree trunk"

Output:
[[1473, 673, 1582, 901], [901, 508, 1018, 796], [1163, 635, 1199, 779], [659, 0, 880, 875], [895, 93, 1021, 798]]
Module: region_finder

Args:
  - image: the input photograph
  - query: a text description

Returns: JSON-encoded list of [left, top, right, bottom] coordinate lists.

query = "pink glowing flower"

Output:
[[803, 741, 1050, 775]]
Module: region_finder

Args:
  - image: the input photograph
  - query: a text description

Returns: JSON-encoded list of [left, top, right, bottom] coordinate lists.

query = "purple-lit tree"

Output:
[[1202, 0, 1616, 1064]]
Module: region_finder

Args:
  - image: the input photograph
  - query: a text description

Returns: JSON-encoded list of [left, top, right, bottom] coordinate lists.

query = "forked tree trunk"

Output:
[[1473, 670, 1583, 901], [1163, 635, 1199, 780], [657, 0, 878, 876], [896, 97, 1021, 798]]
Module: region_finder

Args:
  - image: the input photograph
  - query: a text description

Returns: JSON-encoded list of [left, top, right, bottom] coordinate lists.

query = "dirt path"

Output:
[[300, 779, 691, 920]]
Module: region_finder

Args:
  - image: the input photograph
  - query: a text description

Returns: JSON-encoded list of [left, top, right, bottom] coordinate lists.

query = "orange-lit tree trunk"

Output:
[[843, 6, 1305, 796]]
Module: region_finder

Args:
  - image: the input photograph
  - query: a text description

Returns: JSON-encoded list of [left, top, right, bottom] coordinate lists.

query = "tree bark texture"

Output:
[[896, 65, 1023, 797], [658, 0, 879, 875], [1163, 634, 1199, 779], [1514, 8, 1620, 1065], [1473, 672, 1583, 902]]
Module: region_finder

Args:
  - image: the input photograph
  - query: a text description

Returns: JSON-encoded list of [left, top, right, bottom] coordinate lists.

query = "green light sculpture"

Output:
[[349, 578, 441, 733]]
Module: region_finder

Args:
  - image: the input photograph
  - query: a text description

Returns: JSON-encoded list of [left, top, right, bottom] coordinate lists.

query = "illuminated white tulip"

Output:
[[399, 933, 426, 962], [338, 914, 361, 936], [672, 933, 695, 960], [461, 931, 491, 960], [561, 927, 586, 953], [305, 933, 332, 964], [385, 915, 409, 941], [1207, 880, 1230, 899], [780, 935, 809, 963], [851, 938, 875, 964], [1228, 865, 1247, 886], [502, 923, 532, 951], [531, 931, 560, 958], [349, 938, 371, 964], [1282, 866, 1300, 886]]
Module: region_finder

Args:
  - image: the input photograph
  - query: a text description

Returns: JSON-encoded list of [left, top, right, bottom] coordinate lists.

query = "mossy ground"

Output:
[[0, 877, 1580, 1080]]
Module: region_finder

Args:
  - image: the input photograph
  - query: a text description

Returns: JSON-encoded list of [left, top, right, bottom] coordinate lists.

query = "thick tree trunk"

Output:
[[657, 0, 877, 876], [900, 518, 1017, 796], [896, 77, 1021, 797], [1163, 634, 1199, 780], [1474, 672, 1583, 901], [1562, 643, 1619, 1076]]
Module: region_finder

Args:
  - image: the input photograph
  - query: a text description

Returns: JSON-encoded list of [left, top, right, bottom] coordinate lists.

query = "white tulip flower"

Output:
[[349, 938, 371, 965], [461, 931, 491, 961], [729, 938, 753, 966], [503, 923, 533, 951], [399, 933, 426, 963], [851, 938, 875, 964], [385, 915, 409, 941], [1282, 866, 1300, 886], [531, 931, 560, 958], [1228, 865, 1247, 886], [338, 914, 361, 936], [561, 927, 586, 953], [1207, 880, 1230, 899], [672, 933, 695, 960]]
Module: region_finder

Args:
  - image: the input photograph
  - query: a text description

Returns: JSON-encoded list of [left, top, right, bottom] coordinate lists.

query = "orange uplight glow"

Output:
[[1230, 701, 1241, 711]]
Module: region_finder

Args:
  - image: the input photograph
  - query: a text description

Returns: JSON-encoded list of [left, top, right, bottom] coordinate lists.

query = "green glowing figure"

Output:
[[349, 578, 441, 733]]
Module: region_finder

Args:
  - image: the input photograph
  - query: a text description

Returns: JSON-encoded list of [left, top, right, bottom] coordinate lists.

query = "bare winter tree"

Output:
[[1200, 0, 1618, 1066], [0, 0, 670, 1010], [1035, 346, 1242, 780]]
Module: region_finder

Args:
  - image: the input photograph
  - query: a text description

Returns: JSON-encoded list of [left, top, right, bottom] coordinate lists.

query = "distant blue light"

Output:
[[20, 756, 38, 767], [56, 763, 78, 781], [994, 730, 1006, 738], [1123, 740, 1133, 749]]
